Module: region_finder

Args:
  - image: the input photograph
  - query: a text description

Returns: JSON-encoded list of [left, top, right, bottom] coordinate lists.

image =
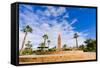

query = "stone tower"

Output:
[[57, 33, 61, 51]]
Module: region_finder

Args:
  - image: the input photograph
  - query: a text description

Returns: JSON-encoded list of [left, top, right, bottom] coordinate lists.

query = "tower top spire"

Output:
[[58, 32, 61, 37]]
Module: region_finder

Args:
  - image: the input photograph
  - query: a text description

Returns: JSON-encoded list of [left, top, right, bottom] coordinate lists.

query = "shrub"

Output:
[[21, 48, 33, 55]]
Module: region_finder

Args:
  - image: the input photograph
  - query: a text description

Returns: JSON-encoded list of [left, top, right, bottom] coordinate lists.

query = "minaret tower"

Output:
[[57, 33, 61, 51]]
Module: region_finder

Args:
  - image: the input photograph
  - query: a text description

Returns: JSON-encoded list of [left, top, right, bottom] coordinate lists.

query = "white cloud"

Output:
[[44, 6, 66, 17], [70, 18, 78, 25]]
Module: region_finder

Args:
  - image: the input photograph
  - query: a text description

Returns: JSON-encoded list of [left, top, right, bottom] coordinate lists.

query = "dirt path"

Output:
[[19, 51, 96, 64]]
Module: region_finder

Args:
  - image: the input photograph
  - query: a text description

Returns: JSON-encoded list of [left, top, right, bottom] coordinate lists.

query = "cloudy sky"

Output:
[[19, 4, 96, 50]]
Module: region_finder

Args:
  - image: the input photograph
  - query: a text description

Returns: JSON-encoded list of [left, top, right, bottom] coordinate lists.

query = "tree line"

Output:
[[19, 25, 96, 55]]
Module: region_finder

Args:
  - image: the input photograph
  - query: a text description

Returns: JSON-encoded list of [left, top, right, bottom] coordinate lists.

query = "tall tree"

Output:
[[73, 33, 79, 48], [42, 34, 48, 46], [38, 43, 45, 51], [47, 40, 51, 48], [22, 41, 33, 55], [84, 39, 96, 52], [20, 25, 32, 54], [25, 41, 32, 49]]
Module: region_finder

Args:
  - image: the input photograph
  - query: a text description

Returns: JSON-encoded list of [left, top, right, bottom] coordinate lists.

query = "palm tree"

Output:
[[38, 42, 48, 51], [25, 41, 32, 49], [47, 40, 50, 48], [39, 43, 45, 51], [20, 25, 32, 54], [73, 33, 79, 48], [42, 34, 48, 46]]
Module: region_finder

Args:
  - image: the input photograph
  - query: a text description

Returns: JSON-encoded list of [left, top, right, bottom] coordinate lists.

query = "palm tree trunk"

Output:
[[44, 39, 46, 47], [76, 38, 78, 48], [20, 32, 27, 55], [48, 43, 49, 48]]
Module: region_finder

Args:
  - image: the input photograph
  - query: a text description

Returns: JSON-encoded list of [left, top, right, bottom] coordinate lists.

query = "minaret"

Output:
[[58, 33, 61, 51]]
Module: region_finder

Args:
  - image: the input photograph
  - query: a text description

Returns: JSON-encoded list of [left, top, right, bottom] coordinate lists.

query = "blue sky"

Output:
[[19, 4, 96, 49], [66, 8, 96, 38]]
